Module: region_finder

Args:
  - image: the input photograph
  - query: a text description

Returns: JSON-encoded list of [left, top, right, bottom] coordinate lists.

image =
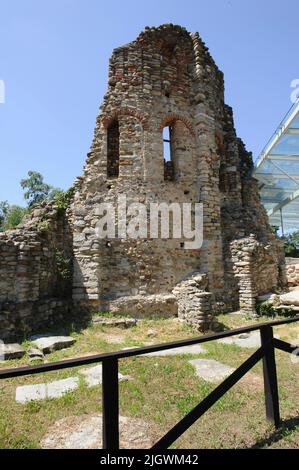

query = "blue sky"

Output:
[[0, 0, 298, 206]]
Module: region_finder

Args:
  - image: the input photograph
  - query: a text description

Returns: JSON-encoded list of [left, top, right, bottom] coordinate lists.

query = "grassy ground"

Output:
[[0, 313, 298, 449]]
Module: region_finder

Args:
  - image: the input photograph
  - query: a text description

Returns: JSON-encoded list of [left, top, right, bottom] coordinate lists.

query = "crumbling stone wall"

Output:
[[0, 24, 286, 337], [228, 236, 285, 315], [0, 203, 73, 339], [71, 26, 226, 321], [70, 24, 285, 326]]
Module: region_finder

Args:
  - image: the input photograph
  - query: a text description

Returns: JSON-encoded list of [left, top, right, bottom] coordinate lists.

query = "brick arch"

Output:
[[101, 107, 149, 130], [159, 114, 195, 137]]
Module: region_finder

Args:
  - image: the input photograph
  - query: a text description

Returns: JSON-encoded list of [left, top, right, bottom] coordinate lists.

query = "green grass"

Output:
[[0, 313, 298, 449]]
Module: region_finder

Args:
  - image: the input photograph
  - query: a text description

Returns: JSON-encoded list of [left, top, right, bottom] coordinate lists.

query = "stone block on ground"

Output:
[[276, 305, 299, 312], [16, 377, 79, 403], [257, 293, 278, 304], [79, 364, 131, 387], [27, 348, 44, 358], [189, 358, 235, 383], [40, 414, 156, 449], [103, 294, 178, 319], [145, 344, 206, 357], [279, 289, 299, 307], [0, 343, 26, 360], [92, 317, 137, 328], [217, 331, 279, 348], [31, 336, 76, 354]]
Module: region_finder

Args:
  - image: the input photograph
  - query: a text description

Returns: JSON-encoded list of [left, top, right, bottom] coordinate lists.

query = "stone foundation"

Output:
[[97, 294, 178, 318], [0, 299, 73, 341]]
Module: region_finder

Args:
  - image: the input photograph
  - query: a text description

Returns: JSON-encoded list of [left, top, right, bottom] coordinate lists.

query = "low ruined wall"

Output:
[[172, 273, 214, 331], [285, 257, 299, 286], [0, 299, 72, 341], [0, 203, 73, 339], [229, 236, 286, 315], [98, 294, 178, 318]]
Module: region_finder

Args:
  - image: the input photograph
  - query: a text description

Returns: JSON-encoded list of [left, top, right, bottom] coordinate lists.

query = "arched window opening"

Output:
[[163, 126, 174, 181], [107, 120, 120, 178]]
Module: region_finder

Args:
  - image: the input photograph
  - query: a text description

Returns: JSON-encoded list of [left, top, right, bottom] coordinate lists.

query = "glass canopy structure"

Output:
[[254, 100, 299, 233]]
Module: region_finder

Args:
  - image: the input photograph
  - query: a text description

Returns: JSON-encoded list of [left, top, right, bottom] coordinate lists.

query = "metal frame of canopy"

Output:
[[254, 100, 299, 233]]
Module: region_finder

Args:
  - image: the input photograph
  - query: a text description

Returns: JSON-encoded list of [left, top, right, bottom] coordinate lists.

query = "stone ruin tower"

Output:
[[0, 25, 286, 338]]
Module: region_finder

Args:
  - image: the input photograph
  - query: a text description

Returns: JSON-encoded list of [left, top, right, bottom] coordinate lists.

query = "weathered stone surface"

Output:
[[27, 348, 44, 364], [276, 305, 299, 312], [217, 331, 280, 348], [145, 344, 206, 356], [285, 258, 299, 287], [27, 348, 44, 358], [40, 414, 156, 449], [172, 273, 212, 331], [31, 336, 76, 354], [0, 343, 26, 360], [79, 365, 131, 387], [16, 377, 79, 403], [189, 358, 235, 382], [280, 287, 299, 306], [258, 293, 278, 304], [92, 317, 137, 328], [101, 294, 178, 318]]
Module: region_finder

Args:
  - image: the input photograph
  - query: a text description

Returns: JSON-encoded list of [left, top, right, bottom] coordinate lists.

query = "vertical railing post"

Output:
[[260, 325, 280, 428], [102, 358, 119, 449]]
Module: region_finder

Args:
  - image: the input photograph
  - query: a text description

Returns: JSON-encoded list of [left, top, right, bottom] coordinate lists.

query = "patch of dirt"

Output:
[[94, 332, 126, 343], [238, 372, 264, 391], [275, 325, 299, 343], [40, 414, 158, 449]]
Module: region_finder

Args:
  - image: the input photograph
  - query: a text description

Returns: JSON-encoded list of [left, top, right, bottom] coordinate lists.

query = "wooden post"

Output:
[[260, 325, 280, 428], [102, 358, 119, 449]]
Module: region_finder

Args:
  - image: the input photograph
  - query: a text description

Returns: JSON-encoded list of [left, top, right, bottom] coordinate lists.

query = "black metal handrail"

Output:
[[1, 316, 298, 449]]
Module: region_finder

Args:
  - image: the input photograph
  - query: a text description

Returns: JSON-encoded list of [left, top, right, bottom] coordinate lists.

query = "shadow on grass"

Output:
[[251, 416, 299, 448]]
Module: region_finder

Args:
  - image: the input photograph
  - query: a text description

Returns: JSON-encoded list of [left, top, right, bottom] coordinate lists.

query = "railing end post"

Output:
[[260, 325, 280, 429], [102, 357, 120, 449]]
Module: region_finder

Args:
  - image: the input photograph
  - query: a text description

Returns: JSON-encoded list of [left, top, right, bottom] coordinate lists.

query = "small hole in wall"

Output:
[[165, 92, 170, 98], [107, 184, 112, 190], [180, 242, 185, 248], [184, 190, 190, 195]]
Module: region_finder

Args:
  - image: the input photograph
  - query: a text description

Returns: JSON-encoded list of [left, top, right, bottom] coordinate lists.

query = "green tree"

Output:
[[0, 202, 27, 231], [0, 200, 9, 231], [283, 230, 299, 257], [4, 205, 27, 230], [0, 171, 71, 232], [20, 171, 53, 207]]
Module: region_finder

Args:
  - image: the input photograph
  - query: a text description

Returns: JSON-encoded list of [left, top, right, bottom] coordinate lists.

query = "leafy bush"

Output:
[[51, 187, 74, 213], [55, 249, 72, 281], [256, 301, 276, 317], [283, 239, 299, 258], [272, 229, 299, 258]]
